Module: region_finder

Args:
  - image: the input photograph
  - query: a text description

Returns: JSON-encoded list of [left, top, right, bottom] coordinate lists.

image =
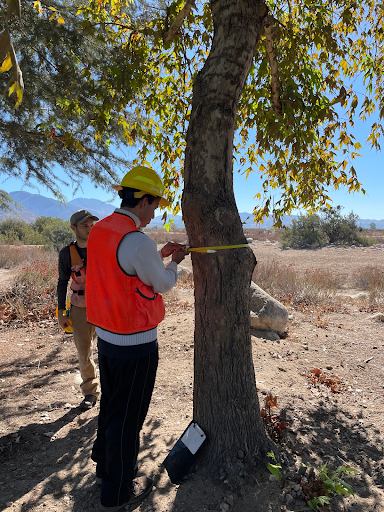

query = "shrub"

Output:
[[280, 214, 326, 249], [0, 218, 46, 245], [321, 206, 368, 246], [279, 206, 375, 248], [0, 217, 74, 250], [32, 216, 74, 251]]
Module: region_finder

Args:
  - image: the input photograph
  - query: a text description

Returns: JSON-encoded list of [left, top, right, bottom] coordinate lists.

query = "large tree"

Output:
[[6, 0, 384, 471], [74, 0, 383, 472]]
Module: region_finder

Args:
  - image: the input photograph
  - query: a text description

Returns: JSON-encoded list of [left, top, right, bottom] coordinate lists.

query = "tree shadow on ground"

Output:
[[278, 398, 384, 511], [0, 342, 85, 423], [0, 407, 166, 511]]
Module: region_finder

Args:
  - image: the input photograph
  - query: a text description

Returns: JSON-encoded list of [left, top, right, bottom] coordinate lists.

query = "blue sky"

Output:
[[2, 116, 383, 220]]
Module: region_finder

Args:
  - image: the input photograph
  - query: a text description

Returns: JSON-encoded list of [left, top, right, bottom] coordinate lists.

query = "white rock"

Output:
[[347, 292, 369, 300], [367, 312, 384, 322], [250, 282, 288, 334]]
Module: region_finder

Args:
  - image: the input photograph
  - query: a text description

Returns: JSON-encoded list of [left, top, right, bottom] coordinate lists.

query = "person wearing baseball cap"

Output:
[[86, 166, 188, 510], [57, 209, 100, 410]]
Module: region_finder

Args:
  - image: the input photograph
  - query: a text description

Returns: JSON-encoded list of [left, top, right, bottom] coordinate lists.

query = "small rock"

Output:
[[237, 449, 245, 459], [269, 475, 280, 482], [326, 365, 333, 370], [225, 495, 234, 506], [285, 493, 294, 505], [288, 314, 294, 320], [293, 484, 300, 492], [220, 502, 230, 512]]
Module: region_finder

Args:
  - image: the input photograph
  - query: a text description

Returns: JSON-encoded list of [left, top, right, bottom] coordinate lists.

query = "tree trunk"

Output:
[[182, 0, 271, 472]]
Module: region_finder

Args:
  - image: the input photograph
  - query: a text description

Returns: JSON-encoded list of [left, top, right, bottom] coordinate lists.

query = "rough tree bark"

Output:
[[182, 0, 272, 472]]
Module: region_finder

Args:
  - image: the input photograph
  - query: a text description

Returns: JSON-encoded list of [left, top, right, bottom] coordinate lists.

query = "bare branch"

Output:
[[263, 15, 282, 117], [163, 0, 194, 45]]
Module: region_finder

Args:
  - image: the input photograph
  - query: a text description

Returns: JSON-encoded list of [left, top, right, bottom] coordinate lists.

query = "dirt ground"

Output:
[[0, 242, 384, 512]]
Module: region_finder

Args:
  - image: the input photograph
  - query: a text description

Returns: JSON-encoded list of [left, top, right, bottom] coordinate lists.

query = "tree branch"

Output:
[[163, 0, 195, 45], [263, 14, 282, 117]]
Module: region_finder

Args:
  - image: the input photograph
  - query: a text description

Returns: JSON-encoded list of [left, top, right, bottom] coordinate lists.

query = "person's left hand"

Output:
[[161, 242, 187, 258]]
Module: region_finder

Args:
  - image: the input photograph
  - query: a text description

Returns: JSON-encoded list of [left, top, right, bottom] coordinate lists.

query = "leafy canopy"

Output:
[[3, 0, 383, 224], [72, 0, 384, 225], [0, 0, 138, 201]]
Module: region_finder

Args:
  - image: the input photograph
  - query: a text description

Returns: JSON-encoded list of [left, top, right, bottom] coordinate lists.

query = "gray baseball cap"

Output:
[[70, 209, 99, 226]]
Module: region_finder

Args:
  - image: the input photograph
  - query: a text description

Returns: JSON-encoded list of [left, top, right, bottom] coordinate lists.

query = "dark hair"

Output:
[[118, 187, 157, 208]]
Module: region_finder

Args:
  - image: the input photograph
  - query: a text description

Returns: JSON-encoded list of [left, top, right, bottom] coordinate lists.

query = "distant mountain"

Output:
[[1, 192, 384, 229], [7, 191, 115, 222], [356, 218, 384, 229]]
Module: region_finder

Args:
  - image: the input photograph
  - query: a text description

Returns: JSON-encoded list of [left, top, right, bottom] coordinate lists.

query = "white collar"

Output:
[[114, 208, 141, 228]]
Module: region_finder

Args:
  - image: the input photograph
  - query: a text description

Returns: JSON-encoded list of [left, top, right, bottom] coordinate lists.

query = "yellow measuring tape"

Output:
[[187, 244, 249, 254]]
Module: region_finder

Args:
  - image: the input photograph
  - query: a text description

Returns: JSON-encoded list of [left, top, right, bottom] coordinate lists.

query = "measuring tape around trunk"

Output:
[[187, 244, 249, 254]]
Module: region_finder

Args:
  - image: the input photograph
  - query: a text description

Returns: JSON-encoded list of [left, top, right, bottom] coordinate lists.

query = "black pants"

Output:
[[92, 339, 158, 507]]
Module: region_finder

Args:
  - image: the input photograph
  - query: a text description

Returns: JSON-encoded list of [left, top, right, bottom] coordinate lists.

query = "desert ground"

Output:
[[0, 240, 383, 512]]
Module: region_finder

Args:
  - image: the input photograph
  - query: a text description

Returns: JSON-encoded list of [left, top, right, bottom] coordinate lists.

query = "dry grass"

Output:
[[244, 228, 282, 242], [0, 259, 57, 323], [0, 244, 52, 269], [350, 265, 384, 308], [146, 230, 188, 245], [146, 228, 283, 245], [365, 229, 384, 244], [253, 260, 345, 305]]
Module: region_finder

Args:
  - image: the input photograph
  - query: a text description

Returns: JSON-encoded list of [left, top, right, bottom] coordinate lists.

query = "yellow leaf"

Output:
[[15, 87, 23, 108], [57, 14, 65, 24], [48, 6, 56, 10], [8, 81, 16, 96], [0, 52, 12, 72], [33, 0, 42, 13], [49, 12, 57, 20]]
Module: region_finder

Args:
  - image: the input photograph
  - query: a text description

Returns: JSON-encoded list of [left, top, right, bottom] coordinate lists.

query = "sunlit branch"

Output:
[[163, 0, 195, 44]]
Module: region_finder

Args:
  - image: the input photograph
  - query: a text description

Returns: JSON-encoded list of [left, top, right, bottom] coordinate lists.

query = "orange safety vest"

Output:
[[70, 243, 86, 308], [86, 212, 165, 335]]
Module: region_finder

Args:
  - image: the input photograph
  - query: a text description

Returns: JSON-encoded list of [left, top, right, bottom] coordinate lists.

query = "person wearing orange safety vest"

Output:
[[57, 209, 100, 410], [86, 166, 188, 512]]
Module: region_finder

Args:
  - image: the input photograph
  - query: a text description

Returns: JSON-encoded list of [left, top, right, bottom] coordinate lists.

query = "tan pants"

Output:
[[71, 305, 99, 397]]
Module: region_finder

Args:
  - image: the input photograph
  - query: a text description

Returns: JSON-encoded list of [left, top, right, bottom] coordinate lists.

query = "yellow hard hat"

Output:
[[113, 166, 170, 207]]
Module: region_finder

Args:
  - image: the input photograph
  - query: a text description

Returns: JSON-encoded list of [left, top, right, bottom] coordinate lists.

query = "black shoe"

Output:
[[99, 476, 153, 511], [80, 394, 97, 410]]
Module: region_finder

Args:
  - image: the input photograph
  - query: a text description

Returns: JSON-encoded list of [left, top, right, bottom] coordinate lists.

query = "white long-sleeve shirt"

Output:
[[96, 209, 178, 346]]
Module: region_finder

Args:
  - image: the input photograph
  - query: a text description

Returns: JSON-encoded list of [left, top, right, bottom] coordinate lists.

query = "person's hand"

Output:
[[57, 310, 71, 330], [161, 242, 186, 258], [172, 247, 188, 264]]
